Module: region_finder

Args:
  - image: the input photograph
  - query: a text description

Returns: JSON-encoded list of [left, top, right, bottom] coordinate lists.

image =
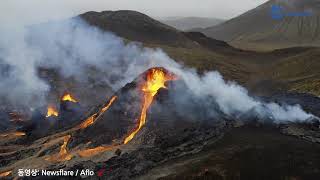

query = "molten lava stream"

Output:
[[45, 135, 73, 162], [78, 96, 117, 129], [124, 68, 176, 144], [0, 170, 11, 177], [124, 93, 153, 144], [78, 113, 97, 129], [0, 131, 26, 138], [46, 105, 59, 118], [77, 145, 118, 158], [61, 93, 77, 103]]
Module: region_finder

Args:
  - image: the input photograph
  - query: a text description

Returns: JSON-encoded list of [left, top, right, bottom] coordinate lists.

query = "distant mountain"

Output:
[[202, 0, 320, 51], [160, 17, 224, 31]]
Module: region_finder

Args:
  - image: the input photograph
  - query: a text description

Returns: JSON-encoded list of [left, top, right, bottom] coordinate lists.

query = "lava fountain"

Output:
[[124, 68, 176, 144], [61, 93, 78, 103], [46, 105, 59, 118]]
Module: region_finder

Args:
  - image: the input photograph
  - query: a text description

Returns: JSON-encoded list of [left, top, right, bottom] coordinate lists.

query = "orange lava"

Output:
[[124, 68, 176, 144], [46, 105, 59, 118], [61, 93, 77, 103], [78, 96, 117, 129], [45, 135, 73, 162], [0, 131, 26, 138], [77, 145, 116, 158], [101, 96, 117, 113], [13, 132, 26, 136], [0, 170, 11, 177], [78, 113, 97, 129]]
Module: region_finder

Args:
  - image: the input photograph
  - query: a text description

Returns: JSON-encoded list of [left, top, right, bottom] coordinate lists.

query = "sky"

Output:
[[0, 0, 268, 27]]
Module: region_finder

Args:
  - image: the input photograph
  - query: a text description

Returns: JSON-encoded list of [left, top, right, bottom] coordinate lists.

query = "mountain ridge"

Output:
[[80, 10, 197, 48], [201, 0, 320, 51]]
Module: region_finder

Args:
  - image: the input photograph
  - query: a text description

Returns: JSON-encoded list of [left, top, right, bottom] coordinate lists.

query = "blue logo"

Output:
[[271, 5, 284, 20], [271, 5, 312, 20]]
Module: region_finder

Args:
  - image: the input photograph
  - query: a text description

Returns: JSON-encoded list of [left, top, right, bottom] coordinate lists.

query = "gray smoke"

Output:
[[170, 70, 313, 122], [0, 28, 49, 107], [0, 18, 314, 122]]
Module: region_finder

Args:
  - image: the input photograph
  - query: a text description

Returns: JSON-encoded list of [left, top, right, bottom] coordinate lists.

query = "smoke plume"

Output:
[[0, 17, 314, 122]]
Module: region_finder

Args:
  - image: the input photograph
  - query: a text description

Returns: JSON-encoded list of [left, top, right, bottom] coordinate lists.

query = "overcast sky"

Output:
[[0, 0, 268, 27]]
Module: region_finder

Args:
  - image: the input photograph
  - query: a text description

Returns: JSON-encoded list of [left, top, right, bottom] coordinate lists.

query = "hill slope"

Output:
[[268, 48, 320, 95], [202, 0, 320, 51], [80, 10, 197, 48]]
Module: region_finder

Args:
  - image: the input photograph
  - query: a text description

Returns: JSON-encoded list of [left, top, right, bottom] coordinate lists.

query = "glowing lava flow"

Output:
[[0, 131, 26, 138], [78, 114, 97, 129], [77, 145, 117, 158], [78, 96, 117, 129], [124, 68, 176, 144], [101, 96, 118, 113], [46, 105, 59, 118], [0, 171, 11, 177], [45, 135, 73, 162], [61, 93, 77, 103]]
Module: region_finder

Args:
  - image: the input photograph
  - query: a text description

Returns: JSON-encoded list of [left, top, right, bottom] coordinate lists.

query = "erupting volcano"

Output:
[[1, 64, 319, 180], [1, 5, 320, 179], [124, 68, 176, 144], [44, 67, 178, 161]]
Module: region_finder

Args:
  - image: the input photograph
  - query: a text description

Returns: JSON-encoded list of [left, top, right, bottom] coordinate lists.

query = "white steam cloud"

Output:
[[173, 70, 313, 122], [0, 28, 49, 107], [0, 18, 314, 122]]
